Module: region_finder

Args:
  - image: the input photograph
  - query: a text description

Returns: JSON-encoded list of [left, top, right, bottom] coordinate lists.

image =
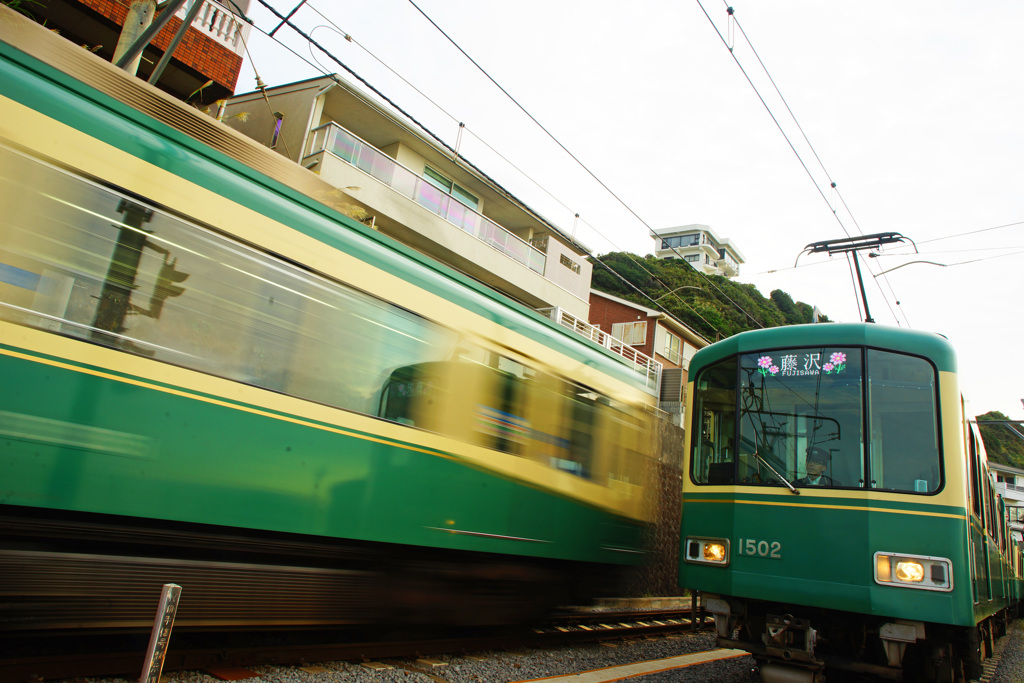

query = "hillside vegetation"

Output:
[[978, 412, 1024, 469], [589, 252, 828, 341]]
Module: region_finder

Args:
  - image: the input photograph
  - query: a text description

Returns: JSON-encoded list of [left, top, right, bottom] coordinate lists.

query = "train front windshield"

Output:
[[690, 346, 942, 493]]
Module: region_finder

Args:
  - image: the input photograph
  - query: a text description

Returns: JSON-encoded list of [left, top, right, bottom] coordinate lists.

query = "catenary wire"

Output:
[[703, 1, 910, 326], [244, 1, 732, 337], [301, 5, 590, 228], [403, 0, 767, 330], [725, 2, 913, 326], [271, 0, 759, 335], [917, 219, 1024, 244]]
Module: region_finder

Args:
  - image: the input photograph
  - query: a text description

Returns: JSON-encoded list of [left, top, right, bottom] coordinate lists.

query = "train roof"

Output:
[[690, 323, 958, 374]]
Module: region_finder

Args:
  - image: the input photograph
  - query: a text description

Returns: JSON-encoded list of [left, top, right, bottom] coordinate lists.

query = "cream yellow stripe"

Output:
[[685, 498, 966, 520], [0, 96, 647, 402]]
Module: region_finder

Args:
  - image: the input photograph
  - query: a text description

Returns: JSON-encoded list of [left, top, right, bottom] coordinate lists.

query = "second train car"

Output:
[[679, 322, 1020, 682]]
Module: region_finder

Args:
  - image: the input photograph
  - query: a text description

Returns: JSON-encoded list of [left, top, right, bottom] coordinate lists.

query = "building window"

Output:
[[270, 112, 284, 149], [661, 234, 701, 249], [684, 254, 700, 263], [559, 253, 581, 274], [423, 166, 478, 210], [612, 321, 647, 346], [663, 331, 682, 365]]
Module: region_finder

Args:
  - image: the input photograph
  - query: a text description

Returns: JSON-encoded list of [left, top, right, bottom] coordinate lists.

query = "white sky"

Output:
[[235, 1, 1023, 420]]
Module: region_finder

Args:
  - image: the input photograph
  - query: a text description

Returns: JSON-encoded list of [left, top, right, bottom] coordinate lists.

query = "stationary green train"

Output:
[[679, 322, 1020, 681], [0, 10, 658, 631]]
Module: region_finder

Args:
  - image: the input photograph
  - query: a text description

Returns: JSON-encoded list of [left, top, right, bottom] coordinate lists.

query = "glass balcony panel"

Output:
[[528, 250, 545, 274], [354, 144, 377, 175], [308, 123, 546, 274], [328, 128, 358, 164], [416, 180, 449, 216], [506, 239, 528, 262], [447, 201, 470, 231], [367, 151, 396, 185], [390, 164, 419, 197], [461, 210, 482, 236]]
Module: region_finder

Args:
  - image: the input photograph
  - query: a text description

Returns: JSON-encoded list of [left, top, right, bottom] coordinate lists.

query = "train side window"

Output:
[[690, 357, 737, 484], [0, 144, 457, 418], [968, 425, 984, 519], [867, 350, 941, 493], [601, 397, 649, 490]]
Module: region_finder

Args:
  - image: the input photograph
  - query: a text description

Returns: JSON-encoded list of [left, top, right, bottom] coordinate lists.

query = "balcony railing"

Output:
[[175, 0, 250, 54], [306, 122, 546, 275], [539, 307, 662, 391]]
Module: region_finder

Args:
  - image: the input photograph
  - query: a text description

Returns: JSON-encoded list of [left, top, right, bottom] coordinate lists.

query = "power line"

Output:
[[301, 4, 608, 244], [698, 1, 911, 326], [241, 1, 733, 338], [251, 1, 770, 334], [917, 220, 1024, 245], [403, 0, 767, 330]]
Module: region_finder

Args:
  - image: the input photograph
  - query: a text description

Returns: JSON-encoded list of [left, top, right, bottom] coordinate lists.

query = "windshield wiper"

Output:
[[753, 451, 800, 495]]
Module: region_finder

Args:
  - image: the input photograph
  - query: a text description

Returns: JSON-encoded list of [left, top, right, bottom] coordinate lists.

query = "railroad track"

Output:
[[0, 607, 713, 682]]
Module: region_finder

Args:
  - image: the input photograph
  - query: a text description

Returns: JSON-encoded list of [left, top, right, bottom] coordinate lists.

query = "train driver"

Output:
[[797, 446, 837, 486]]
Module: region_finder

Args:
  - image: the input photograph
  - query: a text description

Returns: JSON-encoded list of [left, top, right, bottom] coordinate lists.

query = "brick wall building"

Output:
[[30, 0, 249, 103]]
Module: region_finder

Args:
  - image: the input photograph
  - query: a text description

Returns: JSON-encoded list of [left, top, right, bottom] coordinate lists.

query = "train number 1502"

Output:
[[737, 538, 782, 559]]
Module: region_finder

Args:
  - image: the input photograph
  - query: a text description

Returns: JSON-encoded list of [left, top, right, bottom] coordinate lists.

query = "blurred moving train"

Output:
[[0, 9, 658, 631], [679, 323, 1021, 682]]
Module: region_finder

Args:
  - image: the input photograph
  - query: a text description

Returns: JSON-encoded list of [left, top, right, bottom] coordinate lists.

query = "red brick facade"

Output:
[[588, 293, 658, 362], [80, 0, 242, 91]]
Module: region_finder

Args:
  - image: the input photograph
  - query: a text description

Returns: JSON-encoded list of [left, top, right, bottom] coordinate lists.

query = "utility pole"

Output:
[[112, 0, 190, 78], [112, 0, 157, 76]]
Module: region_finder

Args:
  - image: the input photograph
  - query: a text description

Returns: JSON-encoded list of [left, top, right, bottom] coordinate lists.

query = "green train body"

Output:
[[679, 323, 1019, 681], [0, 11, 657, 630]]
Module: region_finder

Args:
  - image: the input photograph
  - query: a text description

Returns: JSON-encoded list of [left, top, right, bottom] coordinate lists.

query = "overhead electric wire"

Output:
[[302, 3, 727, 334], [917, 219, 1024, 245], [404, 0, 767, 331], [243, 1, 730, 338], [301, 5, 590, 232], [252, 0, 595, 253], [699, 0, 909, 327], [756, 245, 1024, 276], [727, 2, 913, 327]]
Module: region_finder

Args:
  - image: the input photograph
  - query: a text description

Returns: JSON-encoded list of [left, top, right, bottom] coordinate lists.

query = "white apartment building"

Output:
[[223, 75, 593, 321], [653, 224, 744, 278]]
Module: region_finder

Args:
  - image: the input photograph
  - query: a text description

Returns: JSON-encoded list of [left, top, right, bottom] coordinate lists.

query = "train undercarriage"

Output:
[[0, 507, 628, 635], [705, 595, 1013, 682]]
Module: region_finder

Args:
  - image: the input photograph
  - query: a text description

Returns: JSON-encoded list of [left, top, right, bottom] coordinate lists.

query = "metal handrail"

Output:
[[539, 307, 662, 389], [305, 122, 546, 274]]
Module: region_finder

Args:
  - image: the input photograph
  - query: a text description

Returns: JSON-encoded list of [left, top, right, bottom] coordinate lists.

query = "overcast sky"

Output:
[[235, 1, 1023, 420]]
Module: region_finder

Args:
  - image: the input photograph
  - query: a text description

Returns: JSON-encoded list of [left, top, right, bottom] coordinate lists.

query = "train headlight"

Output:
[[873, 552, 952, 592], [704, 542, 727, 562], [684, 537, 730, 566], [895, 561, 925, 583]]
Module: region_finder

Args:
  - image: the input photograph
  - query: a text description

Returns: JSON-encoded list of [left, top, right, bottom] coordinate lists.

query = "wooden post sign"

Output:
[[140, 583, 181, 683]]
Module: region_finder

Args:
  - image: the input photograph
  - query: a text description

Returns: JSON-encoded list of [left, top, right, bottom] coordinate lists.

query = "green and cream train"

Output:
[[0, 11, 657, 630], [679, 322, 1021, 681]]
